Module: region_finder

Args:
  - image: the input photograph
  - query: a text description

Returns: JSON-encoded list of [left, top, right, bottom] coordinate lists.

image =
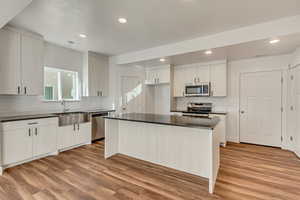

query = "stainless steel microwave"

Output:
[[185, 83, 210, 97]]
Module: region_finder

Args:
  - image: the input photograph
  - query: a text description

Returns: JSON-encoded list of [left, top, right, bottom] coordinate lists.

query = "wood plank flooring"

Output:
[[0, 141, 300, 200]]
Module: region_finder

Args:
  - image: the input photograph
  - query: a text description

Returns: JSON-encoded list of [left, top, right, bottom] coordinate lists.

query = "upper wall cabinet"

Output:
[[145, 65, 170, 85], [172, 61, 227, 97], [210, 63, 227, 97], [0, 27, 21, 95], [83, 51, 109, 97], [21, 33, 44, 96], [0, 26, 44, 95]]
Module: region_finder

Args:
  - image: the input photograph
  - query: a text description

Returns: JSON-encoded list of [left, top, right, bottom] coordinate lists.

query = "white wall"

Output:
[[106, 59, 147, 114], [174, 54, 291, 144], [0, 42, 110, 116]]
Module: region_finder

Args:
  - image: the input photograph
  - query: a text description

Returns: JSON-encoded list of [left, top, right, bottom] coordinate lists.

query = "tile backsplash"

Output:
[[0, 95, 113, 115]]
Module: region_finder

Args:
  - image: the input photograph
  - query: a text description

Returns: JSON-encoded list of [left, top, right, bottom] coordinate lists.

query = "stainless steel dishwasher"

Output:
[[92, 113, 108, 141]]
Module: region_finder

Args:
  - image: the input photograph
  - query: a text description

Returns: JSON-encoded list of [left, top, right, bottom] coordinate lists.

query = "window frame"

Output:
[[44, 66, 80, 102]]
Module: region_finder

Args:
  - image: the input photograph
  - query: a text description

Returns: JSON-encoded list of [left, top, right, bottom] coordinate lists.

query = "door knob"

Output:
[[240, 110, 245, 114]]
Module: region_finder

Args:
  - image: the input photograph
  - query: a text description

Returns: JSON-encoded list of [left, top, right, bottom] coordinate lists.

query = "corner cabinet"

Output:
[[145, 65, 170, 85], [83, 52, 109, 97], [0, 26, 44, 95]]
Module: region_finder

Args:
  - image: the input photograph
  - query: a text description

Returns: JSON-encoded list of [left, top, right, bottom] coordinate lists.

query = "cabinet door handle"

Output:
[[35, 128, 38, 136], [77, 123, 80, 131], [17, 86, 21, 94], [28, 128, 31, 137], [194, 78, 196, 84], [197, 78, 200, 82], [157, 78, 159, 84], [100, 91, 103, 96], [73, 124, 76, 131], [24, 87, 27, 95], [28, 122, 38, 125]]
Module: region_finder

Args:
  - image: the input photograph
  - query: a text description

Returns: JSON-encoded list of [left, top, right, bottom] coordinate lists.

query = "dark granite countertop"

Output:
[[171, 110, 227, 115], [0, 109, 115, 123], [0, 114, 59, 123], [105, 113, 220, 130]]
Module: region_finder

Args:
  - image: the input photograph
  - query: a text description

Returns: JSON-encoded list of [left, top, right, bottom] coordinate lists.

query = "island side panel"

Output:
[[105, 119, 119, 159], [118, 120, 213, 179], [209, 123, 221, 194]]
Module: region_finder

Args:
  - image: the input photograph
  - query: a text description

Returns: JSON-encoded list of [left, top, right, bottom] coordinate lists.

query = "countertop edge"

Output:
[[0, 109, 116, 123], [104, 116, 215, 130]]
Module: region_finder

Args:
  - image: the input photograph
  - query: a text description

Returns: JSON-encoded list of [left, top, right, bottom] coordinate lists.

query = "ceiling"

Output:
[[0, 0, 31, 29], [130, 33, 300, 67], [9, 0, 300, 55]]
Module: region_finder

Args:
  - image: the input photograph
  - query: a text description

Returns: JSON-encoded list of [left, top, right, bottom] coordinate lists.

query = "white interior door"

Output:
[[240, 71, 282, 147], [121, 76, 143, 113]]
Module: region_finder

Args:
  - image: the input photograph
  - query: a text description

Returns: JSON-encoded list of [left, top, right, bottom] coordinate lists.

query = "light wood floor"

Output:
[[0, 141, 300, 200]]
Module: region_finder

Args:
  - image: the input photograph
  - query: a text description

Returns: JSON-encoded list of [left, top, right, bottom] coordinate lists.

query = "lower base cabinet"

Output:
[[1, 118, 58, 166], [209, 114, 227, 146], [2, 129, 33, 165], [0, 118, 92, 175], [58, 122, 91, 150]]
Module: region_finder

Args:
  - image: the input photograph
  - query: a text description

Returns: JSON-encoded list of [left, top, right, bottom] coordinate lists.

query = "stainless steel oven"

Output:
[[185, 83, 210, 97]]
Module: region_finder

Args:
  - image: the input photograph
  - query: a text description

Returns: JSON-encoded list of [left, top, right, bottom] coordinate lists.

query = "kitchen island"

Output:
[[104, 113, 221, 193]]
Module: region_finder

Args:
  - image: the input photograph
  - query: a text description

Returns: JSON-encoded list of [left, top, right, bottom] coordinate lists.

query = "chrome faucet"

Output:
[[61, 100, 70, 113]]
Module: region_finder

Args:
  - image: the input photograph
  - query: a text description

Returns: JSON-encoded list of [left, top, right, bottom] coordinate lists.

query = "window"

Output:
[[44, 67, 79, 101]]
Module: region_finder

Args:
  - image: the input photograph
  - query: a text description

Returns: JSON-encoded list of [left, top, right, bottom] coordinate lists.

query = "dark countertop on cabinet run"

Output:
[[0, 109, 115, 123], [104, 113, 220, 130], [0, 114, 59, 123]]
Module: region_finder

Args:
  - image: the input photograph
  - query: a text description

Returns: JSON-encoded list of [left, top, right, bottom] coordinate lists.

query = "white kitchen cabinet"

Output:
[[195, 65, 210, 83], [21, 33, 44, 96], [76, 122, 92, 145], [210, 63, 227, 97], [58, 122, 91, 150], [173, 65, 193, 97], [209, 114, 227, 146], [83, 52, 109, 97], [33, 124, 57, 157], [172, 61, 227, 98], [2, 129, 33, 165], [0, 27, 21, 95], [145, 65, 170, 85], [1, 118, 58, 167], [57, 125, 76, 149], [0, 26, 44, 96]]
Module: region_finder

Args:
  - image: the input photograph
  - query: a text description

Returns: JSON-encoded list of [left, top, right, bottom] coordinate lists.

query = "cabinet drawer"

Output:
[[1, 117, 58, 132]]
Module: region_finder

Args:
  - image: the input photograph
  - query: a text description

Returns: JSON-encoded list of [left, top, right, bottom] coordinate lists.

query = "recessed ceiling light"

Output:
[[269, 39, 280, 44], [205, 50, 212, 55], [79, 34, 87, 38], [159, 58, 166, 62], [118, 18, 127, 24]]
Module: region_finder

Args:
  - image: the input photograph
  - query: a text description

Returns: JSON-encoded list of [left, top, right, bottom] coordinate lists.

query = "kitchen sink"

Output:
[[57, 112, 91, 127]]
